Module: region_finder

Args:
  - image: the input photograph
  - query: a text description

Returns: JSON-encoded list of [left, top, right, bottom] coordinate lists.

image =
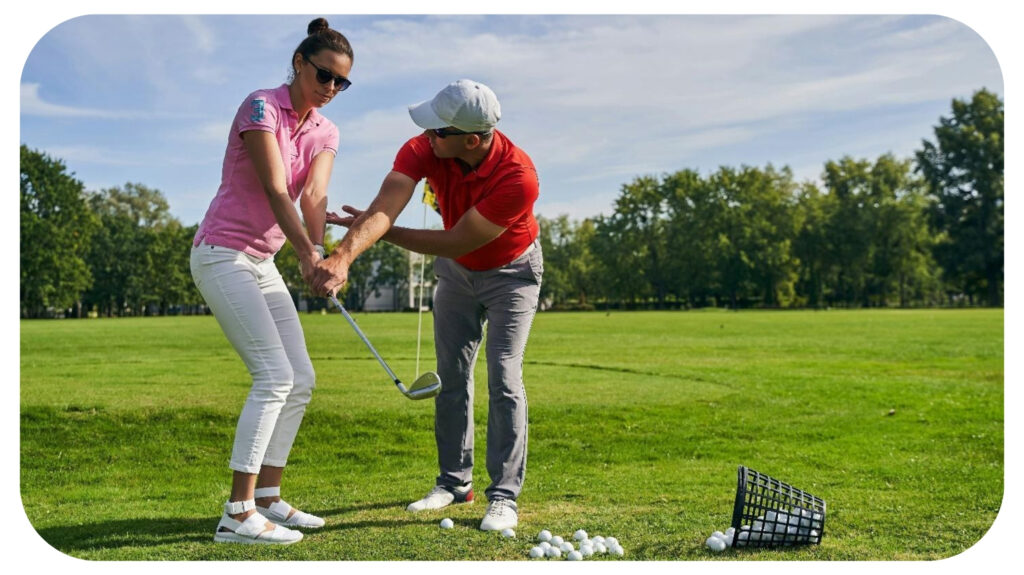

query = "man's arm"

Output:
[[330, 204, 506, 259], [312, 170, 417, 296]]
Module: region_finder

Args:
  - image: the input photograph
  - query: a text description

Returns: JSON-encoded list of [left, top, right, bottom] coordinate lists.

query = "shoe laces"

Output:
[[427, 486, 451, 499], [488, 499, 514, 517]]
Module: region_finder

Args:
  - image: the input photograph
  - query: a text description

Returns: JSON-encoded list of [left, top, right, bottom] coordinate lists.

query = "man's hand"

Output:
[[325, 205, 364, 229], [312, 254, 349, 298]]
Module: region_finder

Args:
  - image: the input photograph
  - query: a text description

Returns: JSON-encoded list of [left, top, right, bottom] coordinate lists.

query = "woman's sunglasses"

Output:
[[303, 55, 351, 92]]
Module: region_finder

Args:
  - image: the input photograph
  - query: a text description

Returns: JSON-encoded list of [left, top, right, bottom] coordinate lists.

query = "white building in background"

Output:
[[363, 251, 435, 311]]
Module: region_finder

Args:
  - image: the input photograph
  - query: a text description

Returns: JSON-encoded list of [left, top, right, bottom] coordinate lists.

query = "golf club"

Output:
[[328, 294, 441, 400]]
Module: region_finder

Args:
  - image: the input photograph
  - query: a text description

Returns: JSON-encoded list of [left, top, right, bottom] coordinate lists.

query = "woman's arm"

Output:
[[300, 150, 334, 249], [242, 130, 319, 281]]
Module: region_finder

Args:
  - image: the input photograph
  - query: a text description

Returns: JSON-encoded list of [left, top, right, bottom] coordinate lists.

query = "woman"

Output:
[[190, 18, 353, 545]]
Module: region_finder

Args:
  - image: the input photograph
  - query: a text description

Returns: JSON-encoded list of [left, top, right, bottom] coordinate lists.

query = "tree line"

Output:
[[20, 89, 1002, 318], [539, 89, 1003, 309]]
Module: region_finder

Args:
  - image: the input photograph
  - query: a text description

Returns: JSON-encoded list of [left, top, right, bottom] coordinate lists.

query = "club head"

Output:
[[405, 371, 442, 400]]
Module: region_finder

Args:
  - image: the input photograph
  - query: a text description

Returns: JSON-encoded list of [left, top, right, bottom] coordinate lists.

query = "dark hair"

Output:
[[290, 18, 353, 80]]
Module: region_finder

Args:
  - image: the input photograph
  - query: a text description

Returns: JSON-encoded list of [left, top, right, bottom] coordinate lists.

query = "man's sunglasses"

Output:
[[303, 55, 351, 92], [431, 127, 490, 139]]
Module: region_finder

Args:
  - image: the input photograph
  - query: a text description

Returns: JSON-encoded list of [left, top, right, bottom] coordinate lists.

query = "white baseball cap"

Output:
[[408, 79, 501, 133]]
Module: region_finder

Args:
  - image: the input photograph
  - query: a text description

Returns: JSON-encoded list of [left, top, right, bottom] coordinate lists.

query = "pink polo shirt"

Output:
[[193, 84, 339, 259]]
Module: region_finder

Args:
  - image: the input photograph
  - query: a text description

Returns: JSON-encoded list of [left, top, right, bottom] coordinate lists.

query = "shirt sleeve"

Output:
[[234, 91, 279, 137], [391, 135, 435, 181], [474, 167, 540, 228], [315, 121, 340, 157]]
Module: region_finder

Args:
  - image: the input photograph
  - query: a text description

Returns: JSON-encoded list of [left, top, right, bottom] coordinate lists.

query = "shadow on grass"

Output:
[[34, 516, 214, 553], [32, 502, 448, 555]]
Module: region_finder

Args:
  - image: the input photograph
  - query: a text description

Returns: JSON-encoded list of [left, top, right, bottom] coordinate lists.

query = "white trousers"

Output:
[[190, 242, 315, 474]]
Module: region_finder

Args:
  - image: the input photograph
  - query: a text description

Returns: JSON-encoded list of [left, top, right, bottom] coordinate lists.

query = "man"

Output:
[[313, 79, 542, 531]]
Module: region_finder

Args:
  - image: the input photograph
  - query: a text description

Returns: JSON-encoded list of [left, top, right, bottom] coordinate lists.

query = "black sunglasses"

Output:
[[431, 127, 490, 139], [302, 54, 351, 92]]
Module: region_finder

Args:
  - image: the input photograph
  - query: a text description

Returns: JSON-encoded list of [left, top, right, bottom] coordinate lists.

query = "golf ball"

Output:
[[580, 545, 594, 557], [550, 535, 564, 546], [537, 529, 552, 543], [573, 529, 588, 541], [592, 536, 606, 544], [567, 550, 583, 561], [765, 510, 778, 522], [529, 547, 544, 558], [610, 544, 625, 557], [539, 541, 552, 550], [545, 546, 562, 558], [706, 536, 726, 553], [711, 530, 725, 540], [502, 528, 516, 538], [594, 542, 608, 554], [440, 518, 454, 529], [725, 527, 736, 536], [605, 536, 619, 547], [559, 542, 574, 553]]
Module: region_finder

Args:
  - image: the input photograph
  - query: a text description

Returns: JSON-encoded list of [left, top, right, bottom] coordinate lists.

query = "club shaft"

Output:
[[329, 296, 404, 386]]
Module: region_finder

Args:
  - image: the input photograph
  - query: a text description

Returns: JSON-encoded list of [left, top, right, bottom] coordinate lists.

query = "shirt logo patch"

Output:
[[250, 99, 266, 122]]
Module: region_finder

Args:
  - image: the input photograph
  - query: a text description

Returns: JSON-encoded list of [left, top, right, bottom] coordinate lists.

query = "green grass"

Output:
[[20, 309, 1003, 560]]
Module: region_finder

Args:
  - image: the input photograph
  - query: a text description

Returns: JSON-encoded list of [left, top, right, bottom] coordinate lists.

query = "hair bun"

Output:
[[307, 18, 330, 36]]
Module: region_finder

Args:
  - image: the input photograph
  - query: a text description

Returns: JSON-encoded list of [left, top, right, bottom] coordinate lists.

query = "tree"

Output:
[[83, 183, 179, 316], [345, 241, 410, 310], [821, 157, 876, 306], [661, 169, 718, 307], [538, 215, 598, 308], [915, 88, 1004, 305], [20, 145, 98, 318], [592, 176, 670, 307]]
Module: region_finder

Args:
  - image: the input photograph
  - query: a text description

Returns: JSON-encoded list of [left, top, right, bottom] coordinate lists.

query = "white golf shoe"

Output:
[[213, 500, 303, 545], [407, 483, 474, 512], [480, 498, 518, 531], [254, 486, 325, 528]]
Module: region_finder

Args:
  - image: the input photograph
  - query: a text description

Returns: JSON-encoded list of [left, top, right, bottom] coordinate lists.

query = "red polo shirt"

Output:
[[392, 130, 540, 271]]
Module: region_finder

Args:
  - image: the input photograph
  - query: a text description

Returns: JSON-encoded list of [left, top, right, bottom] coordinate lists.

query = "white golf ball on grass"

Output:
[[567, 550, 583, 561], [539, 541, 552, 550], [706, 535, 726, 553], [501, 528, 516, 538], [594, 542, 608, 554], [440, 518, 454, 529], [545, 546, 562, 558], [609, 544, 625, 556], [605, 536, 619, 547], [580, 545, 594, 557], [551, 535, 564, 546], [573, 529, 588, 541], [537, 529, 552, 543], [559, 542, 574, 553], [592, 535, 606, 545], [529, 547, 544, 558]]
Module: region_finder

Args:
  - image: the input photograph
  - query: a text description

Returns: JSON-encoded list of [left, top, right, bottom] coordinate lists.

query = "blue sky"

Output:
[[18, 13, 1002, 233]]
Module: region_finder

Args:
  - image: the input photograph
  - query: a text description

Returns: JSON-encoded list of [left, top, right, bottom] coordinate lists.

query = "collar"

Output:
[[272, 83, 323, 127], [464, 130, 505, 179]]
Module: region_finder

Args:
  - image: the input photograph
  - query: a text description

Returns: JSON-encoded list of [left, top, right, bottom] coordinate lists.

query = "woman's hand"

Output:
[[325, 205, 364, 228], [299, 251, 321, 286]]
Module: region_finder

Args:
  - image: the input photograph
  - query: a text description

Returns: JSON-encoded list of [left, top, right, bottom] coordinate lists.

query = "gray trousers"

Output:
[[432, 241, 543, 501]]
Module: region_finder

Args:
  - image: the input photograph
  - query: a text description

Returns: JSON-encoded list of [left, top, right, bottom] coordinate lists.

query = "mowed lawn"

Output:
[[20, 309, 1003, 561]]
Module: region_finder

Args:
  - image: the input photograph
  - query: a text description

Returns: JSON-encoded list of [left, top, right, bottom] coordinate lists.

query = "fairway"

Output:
[[20, 309, 1003, 561]]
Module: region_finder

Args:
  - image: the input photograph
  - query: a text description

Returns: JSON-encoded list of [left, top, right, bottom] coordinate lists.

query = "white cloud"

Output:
[[20, 83, 123, 118]]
